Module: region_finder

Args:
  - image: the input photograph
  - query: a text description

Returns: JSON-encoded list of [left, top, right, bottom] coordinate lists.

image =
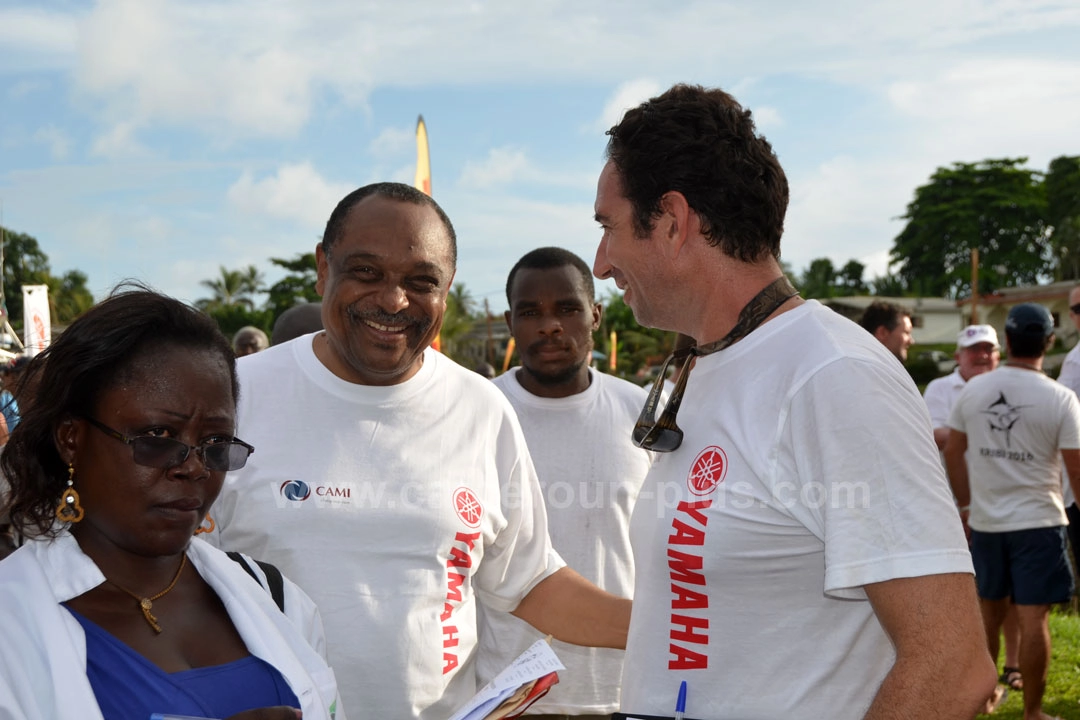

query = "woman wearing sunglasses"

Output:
[[0, 289, 343, 720]]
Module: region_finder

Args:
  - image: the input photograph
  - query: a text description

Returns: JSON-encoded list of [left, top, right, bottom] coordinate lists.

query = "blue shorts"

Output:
[[971, 526, 1074, 605]]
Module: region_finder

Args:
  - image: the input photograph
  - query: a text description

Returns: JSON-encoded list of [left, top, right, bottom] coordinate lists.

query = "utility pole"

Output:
[[970, 248, 979, 324]]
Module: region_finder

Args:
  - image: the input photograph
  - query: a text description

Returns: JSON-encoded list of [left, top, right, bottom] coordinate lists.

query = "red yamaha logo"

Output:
[[688, 446, 727, 496], [453, 487, 483, 528]]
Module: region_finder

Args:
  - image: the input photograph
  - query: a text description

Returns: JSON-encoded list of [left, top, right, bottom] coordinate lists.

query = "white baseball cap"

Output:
[[956, 325, 999, 350]]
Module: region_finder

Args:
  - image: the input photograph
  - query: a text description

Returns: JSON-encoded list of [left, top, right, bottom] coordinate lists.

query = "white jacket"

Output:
[[0, 533, 344, 720]]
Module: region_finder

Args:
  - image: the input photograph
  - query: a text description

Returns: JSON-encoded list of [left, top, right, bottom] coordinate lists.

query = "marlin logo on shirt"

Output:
[[981, 392, 1031, 448]]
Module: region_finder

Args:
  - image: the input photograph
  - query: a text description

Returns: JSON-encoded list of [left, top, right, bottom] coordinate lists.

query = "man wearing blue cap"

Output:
[[945, 302, 1080, 720]]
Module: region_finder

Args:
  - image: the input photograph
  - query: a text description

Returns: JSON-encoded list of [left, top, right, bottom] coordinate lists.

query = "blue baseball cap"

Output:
[[1005, 303, 1054, 339]]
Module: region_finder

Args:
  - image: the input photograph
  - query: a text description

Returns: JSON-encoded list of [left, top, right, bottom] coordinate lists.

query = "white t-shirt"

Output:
[[923, 368, 966, 430], [206, 337, 563, 720], [1056, 343, 1080, 507], [478, 368, 652, 715], [620, 301, 973, 720], [948, 365, 1080, 532]]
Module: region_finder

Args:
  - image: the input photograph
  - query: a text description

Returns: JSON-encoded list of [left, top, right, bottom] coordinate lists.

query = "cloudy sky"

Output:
[[1, 0, 1078, 313]]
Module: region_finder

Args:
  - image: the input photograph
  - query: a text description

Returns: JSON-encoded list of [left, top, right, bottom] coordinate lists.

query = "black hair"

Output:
[[1, 286, 238, 538], [321, 182, 457, 266], [505, 247, 596, 307], [1006, 332, 1054, 359], [858, 301, 910, 334], [605, 83, 788, 263]]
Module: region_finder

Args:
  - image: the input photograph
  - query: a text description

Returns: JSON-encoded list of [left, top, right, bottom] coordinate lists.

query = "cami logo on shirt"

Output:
[[453, 487, 483, 528], [280, 479, 312, 501], [688, 446, 727, 496]]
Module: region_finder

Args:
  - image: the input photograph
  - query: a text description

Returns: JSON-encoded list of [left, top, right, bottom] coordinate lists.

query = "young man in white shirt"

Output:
[[478, 247, 654, 720]]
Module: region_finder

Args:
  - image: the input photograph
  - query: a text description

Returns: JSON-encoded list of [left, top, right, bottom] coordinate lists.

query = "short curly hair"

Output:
[[605, 83, 788, 263]]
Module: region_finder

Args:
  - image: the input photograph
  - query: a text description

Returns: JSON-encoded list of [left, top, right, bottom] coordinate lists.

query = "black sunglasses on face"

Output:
[[80, 416, 254, 471], [1071, 303, 1080, 315], [633, 346, 695, 452]]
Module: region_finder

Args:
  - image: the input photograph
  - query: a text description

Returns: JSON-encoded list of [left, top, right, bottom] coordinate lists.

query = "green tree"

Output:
[[196, 265, 264, 312], [835, 260, 867, 296], [1046, 155, 1080, 280], [440, 283, 479, 362], [1, 225, 95, 330], [264, 253, 320, 321], [869, 272, 908, 297], [799, 258, 836, 299], [596, 291, 669, 379], [889, 158, 1050, 299], [49, 270, 95, 322]]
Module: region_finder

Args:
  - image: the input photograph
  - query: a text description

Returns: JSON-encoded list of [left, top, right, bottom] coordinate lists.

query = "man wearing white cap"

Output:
[[924, 325, 1001, 451], [924, 325, 1023, 701]]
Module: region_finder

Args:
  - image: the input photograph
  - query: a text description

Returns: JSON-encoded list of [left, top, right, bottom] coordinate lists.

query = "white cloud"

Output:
[[90, 121, 151, 159], [32, 125, 71, 160], [369, 125, 415, 158], [752, 106, 783, 129], [458, 147, 531, 189], [594, 79, 663, 132], [75, 0, 316, 137], [784, 155, 921, 279], [0, 7, 78, 67], [226, 162, 354, 228]]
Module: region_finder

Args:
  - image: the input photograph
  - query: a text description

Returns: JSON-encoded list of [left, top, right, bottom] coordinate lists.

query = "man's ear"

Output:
[[658, 191, 693, 258], [54, 416, 79, 467], [873, 326, 891, 344], [591, 302, 603, 332], [315, 243, 329, 297]]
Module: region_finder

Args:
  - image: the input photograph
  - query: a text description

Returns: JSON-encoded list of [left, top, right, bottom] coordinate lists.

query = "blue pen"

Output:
[[675, 680, 687, 720]]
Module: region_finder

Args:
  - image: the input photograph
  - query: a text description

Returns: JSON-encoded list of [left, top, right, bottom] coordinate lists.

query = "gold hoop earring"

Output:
[[55, 464, 85, 524], [194, 514, 215, 535]]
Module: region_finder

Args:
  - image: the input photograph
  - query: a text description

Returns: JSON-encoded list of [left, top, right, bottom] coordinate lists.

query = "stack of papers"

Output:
[[448, 639, 564, 720]]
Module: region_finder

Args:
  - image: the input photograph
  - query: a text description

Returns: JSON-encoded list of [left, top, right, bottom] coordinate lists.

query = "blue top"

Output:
[[0, 390, 18, 432], [66, 607, 300, 720]]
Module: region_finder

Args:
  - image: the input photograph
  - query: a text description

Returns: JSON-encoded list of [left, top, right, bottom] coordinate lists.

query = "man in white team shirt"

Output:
[[591, 83, 995, 719], [207, 183, 631, 720], [924, 324, 1024, 701], [924, 324, 1001, 451], [478, 247, 653, 719], [946, 302, 1080, 720]]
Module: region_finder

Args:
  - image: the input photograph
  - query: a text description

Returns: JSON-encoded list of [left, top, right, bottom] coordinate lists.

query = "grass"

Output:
[[983, 610, 1080, 719]]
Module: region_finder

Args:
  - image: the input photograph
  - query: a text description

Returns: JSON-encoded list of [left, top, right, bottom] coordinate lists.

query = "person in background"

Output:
[[859, 300, 914, 363], [0, 354, 29, 434], [924, 325, 1022, 702], [946, 302, 1080, 720], [0, 289, 343, 720], [271, 303, 324, 346], [206, 183, 630, 720], [592, 82, 994, 719], [233, 326, 270, 357], [1054, 284, 1080, 560], [478, 247, 653, 719]]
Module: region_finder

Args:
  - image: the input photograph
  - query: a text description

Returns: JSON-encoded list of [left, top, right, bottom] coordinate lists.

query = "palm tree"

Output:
[[196, 265, 264, 312]]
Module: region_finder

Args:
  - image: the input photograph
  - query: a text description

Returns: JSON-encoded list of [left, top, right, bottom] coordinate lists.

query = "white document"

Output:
[[447, 639, 565, 720]]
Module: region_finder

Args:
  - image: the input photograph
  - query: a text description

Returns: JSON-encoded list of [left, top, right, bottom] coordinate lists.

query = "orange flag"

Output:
[[414, 115, 441, 351], [502, 337, 516, 374], [609, 330, 617, 372]]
